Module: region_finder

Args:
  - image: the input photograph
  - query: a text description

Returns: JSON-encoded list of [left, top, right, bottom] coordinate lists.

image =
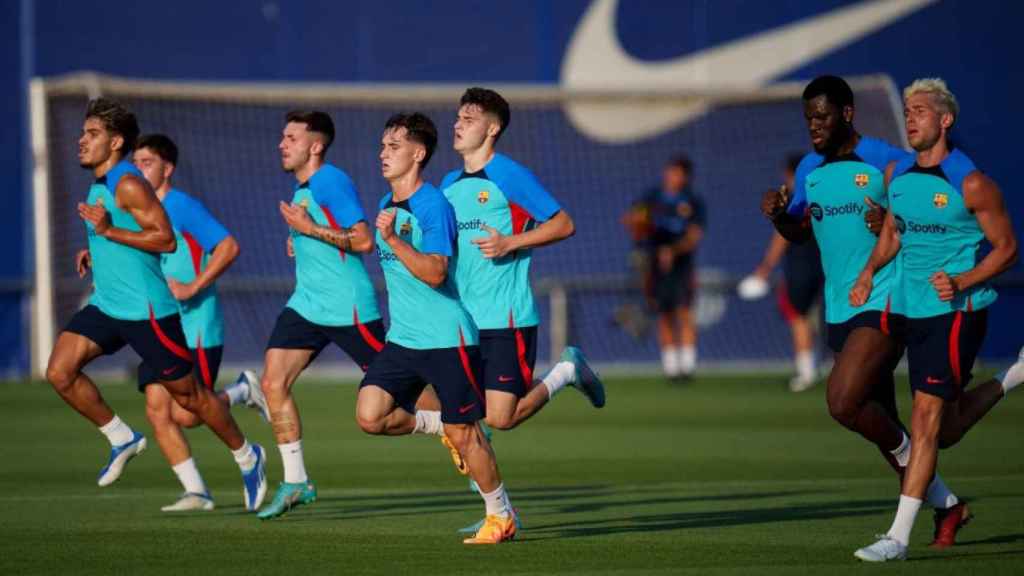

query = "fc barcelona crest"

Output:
[[478, 190, 490, 204], [298, 197, 310, 208], [933, 193, 948, 208], [676, 202, 693, 218], [854, 173, 870, 188], [400, 219, 413, 235]]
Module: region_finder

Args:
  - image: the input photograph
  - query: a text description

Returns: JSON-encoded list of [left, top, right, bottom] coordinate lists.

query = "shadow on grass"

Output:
[[516, 498, 892, 541]]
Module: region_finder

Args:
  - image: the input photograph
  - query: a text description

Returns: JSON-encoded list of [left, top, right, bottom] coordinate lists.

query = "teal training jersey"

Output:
[[85, 160, 178, 321], [161, 188, 229, 348], [287, 164, 380, 327], [376, 183, 478, 349], [889, 149, 997, 318], [787, 137, 909, 324], [441, 153, 561, 330]]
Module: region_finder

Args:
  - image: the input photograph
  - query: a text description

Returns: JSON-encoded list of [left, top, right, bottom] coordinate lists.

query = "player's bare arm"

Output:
[[77, 174, 176, 253], [167, 235, 240, 301], [850, 209, 900, 307], [279, 201, 373, 253], [933, 172, 1018, 300], [376, 208, 447, 288], [761, 185, 811, 243], [75, 249, 92, 278], [472, 210, 574, 259]]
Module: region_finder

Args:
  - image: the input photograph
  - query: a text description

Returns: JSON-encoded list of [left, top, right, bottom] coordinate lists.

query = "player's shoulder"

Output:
[[107, 159, 146, 190], [796, 151, 824, 175], [311, 163, 356, 191], [440, 168, 462, 190], [858, 137, 910, 171], [410, 182, 448, 209], [378, 192, 395, 211], [942, 148, 979, 192], [487, 153, 535, 183]]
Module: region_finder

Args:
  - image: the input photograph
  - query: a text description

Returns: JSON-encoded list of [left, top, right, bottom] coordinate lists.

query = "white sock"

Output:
[[886, 495, 922, 546], [278, 440, 308, 484], [98, 415, 134, 446], [795, 350, 816, 381], [678, 346, 696, 374], [926, 473, 959, 509], [661, 348, 680, 377], [171, 458, 208, 496], [890, 431, 911, 468], [997, 354, 1024, 394], [542, 361, 575, 398], [480, 483, 511, 519], [231, 439, 257, 473], [223, 380, 249, 406], [413, 410, 444, 436]]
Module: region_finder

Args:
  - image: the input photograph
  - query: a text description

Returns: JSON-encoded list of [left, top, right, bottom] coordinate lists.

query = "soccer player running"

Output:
[[748, 154, 824, 392], [131, 133, 268, 511], [46, 99, 267, 511], [761, 76, 964, 542], [257, 111, 385, 520], [355, 112, 516, 544], [630, 155, 706, 382], [851, 79, 1024, 562], [415, 88, 603, 441]]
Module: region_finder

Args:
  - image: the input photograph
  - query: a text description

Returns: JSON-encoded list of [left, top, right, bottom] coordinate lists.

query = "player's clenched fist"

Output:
[[376, 208, 397, 243], [75, 249, 92, 278], [77, 202, 112, 235], [760, 184, 790, 219], [849, 269, 874, 307]]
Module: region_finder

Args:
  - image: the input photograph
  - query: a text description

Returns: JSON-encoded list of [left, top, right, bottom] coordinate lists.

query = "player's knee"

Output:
[[826, 393, 858, 429], [45, 362, 74, 393], [355, 413, 386, 435], [171, 405, 202, 428], [442, 423, 473, 452], [260, 375, 287, 399], [485, 413, 516, 431]]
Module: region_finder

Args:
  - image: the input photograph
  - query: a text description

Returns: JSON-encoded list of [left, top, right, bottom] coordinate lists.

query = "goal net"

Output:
[[30, 73, 906, 379]]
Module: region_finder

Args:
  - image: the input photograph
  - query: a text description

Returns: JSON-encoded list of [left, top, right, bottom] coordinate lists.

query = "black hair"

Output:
[[384, 112, 438, 167], [136, 133, 179, 165], [802, 75, 854, 110], [285, 110, 336, 152], [459, 87, 510, 142], [666, 154, 692, 175], [86, 98, 140, 153]]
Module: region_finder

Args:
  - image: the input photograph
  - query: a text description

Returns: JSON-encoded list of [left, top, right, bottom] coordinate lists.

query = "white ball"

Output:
[[737, 275, 770, 301]]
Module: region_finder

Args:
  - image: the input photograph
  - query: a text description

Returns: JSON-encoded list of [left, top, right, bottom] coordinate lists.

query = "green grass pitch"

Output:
[[1, 374, 1022, 575]]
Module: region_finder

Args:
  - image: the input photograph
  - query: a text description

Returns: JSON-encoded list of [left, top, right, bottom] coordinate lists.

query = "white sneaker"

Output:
[[788, 374, 817, 392], [240, 370, 270, 422], [161, 492, 215, 512], [854, 535, 907, 562]]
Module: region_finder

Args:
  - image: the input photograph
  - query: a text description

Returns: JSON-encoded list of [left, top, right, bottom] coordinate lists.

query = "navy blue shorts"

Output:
[[826, 308, 905, 353], [651, 255, 695, 313], [137, 346, 222, 392], [479, 327, 538, 397], [267, 307, 384, 372], [779, 258, 823, 319], [65, 304, 193, 382], [360, 342, 484, 424], [906, 310, 988, 401]]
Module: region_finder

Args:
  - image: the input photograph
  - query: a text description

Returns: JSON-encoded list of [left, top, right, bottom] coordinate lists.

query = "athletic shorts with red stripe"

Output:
[[479, 327, 538, 398], [826, 309, 907, 354], [266, 307, 384, 372], [359, 342, 484, 424], [906, 309, 988, 401], [64, 304, 193, 383], [137, 346, 221, 392]]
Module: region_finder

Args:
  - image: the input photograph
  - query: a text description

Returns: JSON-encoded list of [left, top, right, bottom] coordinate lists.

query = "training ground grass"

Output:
[[1, 374, 1022, 575]]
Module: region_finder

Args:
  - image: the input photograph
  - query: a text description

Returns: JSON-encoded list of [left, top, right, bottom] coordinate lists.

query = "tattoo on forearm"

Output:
[[271, 411, 298, 435], [308, 225, 353, 251]]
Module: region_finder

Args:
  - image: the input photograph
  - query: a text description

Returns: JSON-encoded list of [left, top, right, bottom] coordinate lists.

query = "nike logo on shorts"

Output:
[[926, 376, 944, 384], [497, 375, 515, 383], [458, 403, 477, 414], [162, 367, 177, 376]]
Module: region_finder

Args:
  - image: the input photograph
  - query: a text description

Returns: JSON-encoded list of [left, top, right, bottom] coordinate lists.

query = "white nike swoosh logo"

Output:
[[561, 0, 936, 143]]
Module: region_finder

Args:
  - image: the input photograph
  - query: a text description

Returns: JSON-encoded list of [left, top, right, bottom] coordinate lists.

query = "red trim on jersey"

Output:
[[320, 206, 347, 262], [508, 201, 532, 235], [949, 311, 963, 386], [181, 231, 204, 276], [195, 333, 213, 390], [458, 328, 484, 402], [148, 304, 192, 362], [880, 297, 891, 336], [776, 282, 799, 323], [353, 307, 384, 353]]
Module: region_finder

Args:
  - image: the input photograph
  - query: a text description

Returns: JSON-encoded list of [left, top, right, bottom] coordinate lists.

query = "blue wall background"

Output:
[[4, 1, 1022, 374]]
